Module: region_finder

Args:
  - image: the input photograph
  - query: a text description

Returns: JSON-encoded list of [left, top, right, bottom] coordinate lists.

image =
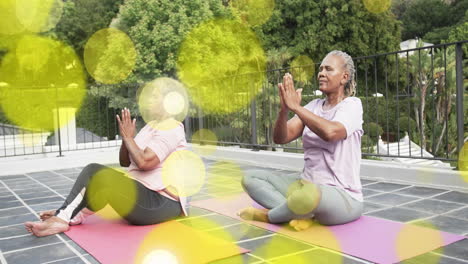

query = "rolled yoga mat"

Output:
[[65, 212, 249, 264], [191, 193, 466, 264]]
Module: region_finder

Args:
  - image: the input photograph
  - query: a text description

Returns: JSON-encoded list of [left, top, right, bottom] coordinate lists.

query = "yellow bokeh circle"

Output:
[[162, 150, 206, 197], [362, 0, 391, 14], [177, 18, 266, 114], [86, 167, 137, 220], [143, 250, 178, 264], [396, 221, 443, 263], [191, 129, 218, 156], [16, 0, 63, 33], [286, 180, 320, 215], [135, 218, 242, 264], [291, 55, 315, 84], [230, 0, 275, 27], [253, 234, 341, 263], [84, 28, 136, 84], [0, 35, 86, 131], [459, 142, 468, 183], [205, 161, 245, 199], [0, 0, 62, 35], [137, 77, 189, 131]]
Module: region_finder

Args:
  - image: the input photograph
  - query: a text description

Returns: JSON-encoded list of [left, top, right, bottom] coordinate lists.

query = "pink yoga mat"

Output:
[[65, 214, 249, 264], [191, 193, 466, 264]]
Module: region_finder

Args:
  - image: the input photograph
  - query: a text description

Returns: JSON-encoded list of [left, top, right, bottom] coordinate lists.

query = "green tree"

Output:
[[255, 0, 401, 61], [400, 0, 468, 44], [95, 0, 230, 112], [50, 0, 124, 56]]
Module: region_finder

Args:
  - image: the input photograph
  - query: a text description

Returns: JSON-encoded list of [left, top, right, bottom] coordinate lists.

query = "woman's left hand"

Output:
[[116, 107, 136, 140], [279, 73, 302, 112]]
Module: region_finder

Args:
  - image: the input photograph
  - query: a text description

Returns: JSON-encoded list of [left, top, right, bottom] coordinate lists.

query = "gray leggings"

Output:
[[242, 170, 363, 226]]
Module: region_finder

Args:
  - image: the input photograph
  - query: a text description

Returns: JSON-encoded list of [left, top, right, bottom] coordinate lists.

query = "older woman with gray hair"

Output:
[[239, 50, 364, 230]]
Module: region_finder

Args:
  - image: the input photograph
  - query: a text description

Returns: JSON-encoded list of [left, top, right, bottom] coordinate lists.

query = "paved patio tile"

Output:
[[54, 168, 79, 174], [365, 193, 417, 206], [208, 253, 264, 264], [0, 224, 30, 239], [367, 207, 433, 222], [432, 191, 468, 204], [207, 222, 274, 242], [178, 213, 240, 230], [0, 233, 61, 252], [270, 248, 369, 264], [434, 238, 468, 261], [363, 182, 411, 192], [24, 196, 64, 205], [0, 200, 23, 209], [362, 188, 382, 197], [0, 162, 466, 264], [4, 243, 77, 263], [0, 213, 37, 226], [0, 175, 28, 180], [361, 179, 378, 185], [237, 235, 312, 260], [18, 190, 57, 200], [0, 195, 18, 203], [394, 186, 449, 198], [12, 187, 50, 194], [29, 201, 64, 212], [402, 199, 465, 214], [0, 207, 30, 217], [445, 207, 468, 220], [411, 216, 468, 235], [398, 251, 468, 264], [363, 202, 387, 214], [27, 171, 56, 177]]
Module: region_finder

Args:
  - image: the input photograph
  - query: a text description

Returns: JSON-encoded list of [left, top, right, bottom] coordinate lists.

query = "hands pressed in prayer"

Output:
[[278, 73, 302, 112], [116, 108, 136, 140]]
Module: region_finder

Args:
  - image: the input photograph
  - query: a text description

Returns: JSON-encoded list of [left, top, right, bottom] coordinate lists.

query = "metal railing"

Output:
[[188, 40, 467, 164], [0, 41, 466, 164]]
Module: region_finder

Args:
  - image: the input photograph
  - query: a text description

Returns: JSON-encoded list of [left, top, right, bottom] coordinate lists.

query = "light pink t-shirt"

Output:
[[127, 121, 189, 215], [300, 97, 364, 202]]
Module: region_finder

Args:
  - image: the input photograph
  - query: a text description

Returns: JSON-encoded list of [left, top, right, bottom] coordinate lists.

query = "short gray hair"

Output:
[[325, 50, 356, 96]]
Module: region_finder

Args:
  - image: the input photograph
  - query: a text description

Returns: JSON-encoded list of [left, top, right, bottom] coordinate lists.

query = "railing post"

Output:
[[455, 43, 464, 155], [198, 107, 203, 144], [251, 98, 258, 150]]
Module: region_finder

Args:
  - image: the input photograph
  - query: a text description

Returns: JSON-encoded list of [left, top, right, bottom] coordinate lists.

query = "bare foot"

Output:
[[39, 210, 56, 221], [289, 218, 314, 231], [237, 207, 269, 222], [24, 216, 69, 237]]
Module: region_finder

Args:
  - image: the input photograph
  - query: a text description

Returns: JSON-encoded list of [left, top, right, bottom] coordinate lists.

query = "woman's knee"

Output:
[[81, 163, 104, 176], [241, 170, 268, 191], [286, 184, 321, 215]]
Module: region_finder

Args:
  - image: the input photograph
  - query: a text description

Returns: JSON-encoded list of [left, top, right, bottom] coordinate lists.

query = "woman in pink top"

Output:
[[239, 51, 364, 230], [25, 87, 188, 237]]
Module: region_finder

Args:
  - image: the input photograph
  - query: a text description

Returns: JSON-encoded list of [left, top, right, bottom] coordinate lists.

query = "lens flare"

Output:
[[458, 142, 468, 183], [84, 28, 136, 84], [230, 0, 275, 26], [162, 150, 206, 197], [191, 129, 218, 156], [137, 77, 189, 131], [135, 219, 242, 264], [16, 0, 63, 33], [286, 180, 321, 215], [0, 35, 86, 132], [86, 167, 137, 220], [362, 0, 391, 14], [177, 18, 266, 114], [396, 221, 443, 263], [290, 55, 315, 84], [0, 0, 63, 35]]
